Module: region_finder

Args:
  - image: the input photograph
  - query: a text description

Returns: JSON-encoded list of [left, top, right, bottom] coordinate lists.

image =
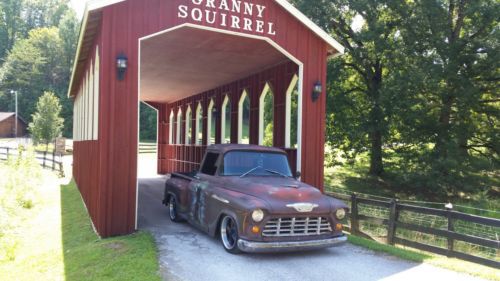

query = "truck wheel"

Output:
[[220, 215, 241, 254], [168, 196, 183, 222]]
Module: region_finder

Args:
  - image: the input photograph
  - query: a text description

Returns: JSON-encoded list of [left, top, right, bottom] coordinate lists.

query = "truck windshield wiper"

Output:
[[240, 166, 260, 178], [265, 169, 289, 178]]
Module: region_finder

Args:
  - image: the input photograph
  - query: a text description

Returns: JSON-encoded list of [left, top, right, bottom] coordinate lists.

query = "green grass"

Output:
[[60, 181, 160, 281], [0, 160, 161, 281], [348, 235, 500, 281]]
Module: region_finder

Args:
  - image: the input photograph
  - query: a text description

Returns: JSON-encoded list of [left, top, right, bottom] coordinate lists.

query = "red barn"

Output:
[[68, 0, 344, 238], [0, 112, 27, 138]]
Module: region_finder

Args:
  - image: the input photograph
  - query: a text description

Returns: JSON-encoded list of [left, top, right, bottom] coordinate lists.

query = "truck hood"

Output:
[[221, 176, 333, 214]]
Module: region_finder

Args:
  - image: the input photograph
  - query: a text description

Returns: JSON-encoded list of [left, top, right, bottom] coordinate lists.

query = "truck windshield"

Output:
[[221, 151, 293, 177]]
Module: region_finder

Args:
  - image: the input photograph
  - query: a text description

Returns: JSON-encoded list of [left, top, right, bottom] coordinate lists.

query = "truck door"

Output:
[[188, 152, 219, 226]]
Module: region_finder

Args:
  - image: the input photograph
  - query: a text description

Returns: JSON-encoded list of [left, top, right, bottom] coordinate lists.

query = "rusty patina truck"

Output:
[[163, 144, 348, 254]]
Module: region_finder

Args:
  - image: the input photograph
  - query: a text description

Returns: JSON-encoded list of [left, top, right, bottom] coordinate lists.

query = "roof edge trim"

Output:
[[274, 0, 345, 55], [67, 0, 126, 98]]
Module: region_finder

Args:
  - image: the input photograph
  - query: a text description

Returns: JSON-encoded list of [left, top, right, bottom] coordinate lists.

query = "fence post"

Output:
[[52, 151, 56, 171], [351, 193, 360, 235], [59, 161, 65, 178], [43, 151, 47, 168], [446, 204, 455, 257], [387, 199, 398, 245]]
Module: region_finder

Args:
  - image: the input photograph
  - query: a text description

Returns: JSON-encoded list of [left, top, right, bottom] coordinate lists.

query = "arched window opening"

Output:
[[185, 106, 192, 145], [169, 111, 174, 144], [195, 102, 203, 145], [176, 108, 183, 144], [221, 95, 231, 144], [259, 83, 274, 147], [207, 99, 216, 145], [238, 90, 250, 144], [286, 75, 299, 148]]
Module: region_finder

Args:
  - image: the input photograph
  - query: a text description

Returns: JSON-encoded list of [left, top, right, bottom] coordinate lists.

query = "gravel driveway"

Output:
[[137, 177, 484, 281]]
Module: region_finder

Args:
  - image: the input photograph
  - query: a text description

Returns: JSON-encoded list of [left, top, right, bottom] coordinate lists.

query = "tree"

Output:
[[0, 0, 24, 63], [292, 0, 405, 176], [0, 25, 77, 136], [28, 91, 64, 150], [397, 0, 499, 162]]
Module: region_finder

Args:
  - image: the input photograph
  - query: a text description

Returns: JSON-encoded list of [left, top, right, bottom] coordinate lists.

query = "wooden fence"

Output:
[[327, 191, 500, 268], [0, 147, 64, 176]]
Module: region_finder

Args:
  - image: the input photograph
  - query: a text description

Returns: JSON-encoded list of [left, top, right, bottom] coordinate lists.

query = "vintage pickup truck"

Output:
[[163, 144, 348, 254]]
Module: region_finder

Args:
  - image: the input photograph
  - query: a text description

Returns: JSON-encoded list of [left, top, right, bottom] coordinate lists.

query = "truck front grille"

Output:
[[262, 217, 332, 237]]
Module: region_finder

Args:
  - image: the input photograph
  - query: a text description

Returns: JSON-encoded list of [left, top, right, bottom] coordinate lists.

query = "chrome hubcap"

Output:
[[169, 197, 176, 220]]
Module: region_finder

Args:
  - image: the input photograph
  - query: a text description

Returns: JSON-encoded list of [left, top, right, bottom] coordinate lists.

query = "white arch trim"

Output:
[[176, 108, 182, 144], [185, 105, 192, 145], [221, 95, 230, 144], [195, 102, 203, 145], [207, 99, 215, 145], [259, 83, 272, 146], [285, 74, 299, 148], [238, 90, 249, 144]]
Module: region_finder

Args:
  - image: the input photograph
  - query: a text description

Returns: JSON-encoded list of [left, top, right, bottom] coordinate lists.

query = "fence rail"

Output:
[[0, 147, 64, 176], [327, 191, 500, 268]]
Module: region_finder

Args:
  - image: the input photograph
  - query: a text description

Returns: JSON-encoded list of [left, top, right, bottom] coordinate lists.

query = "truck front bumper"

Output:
[[237, 235, 347, 253]]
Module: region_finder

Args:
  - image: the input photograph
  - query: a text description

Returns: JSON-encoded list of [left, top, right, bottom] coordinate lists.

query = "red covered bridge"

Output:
[[68, 0, 344, 238]]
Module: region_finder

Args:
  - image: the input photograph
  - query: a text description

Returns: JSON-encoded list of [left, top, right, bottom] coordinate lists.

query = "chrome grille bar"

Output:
[[263, 217, 333, 237]]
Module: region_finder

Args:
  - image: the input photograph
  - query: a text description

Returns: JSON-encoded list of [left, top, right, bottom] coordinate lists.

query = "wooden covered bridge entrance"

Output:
[[69, 0, 343, 237]]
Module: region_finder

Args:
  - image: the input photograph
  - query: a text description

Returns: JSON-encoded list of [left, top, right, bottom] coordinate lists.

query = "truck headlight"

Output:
[[335, 208, 346, 220], [252, 209, 264, 222]]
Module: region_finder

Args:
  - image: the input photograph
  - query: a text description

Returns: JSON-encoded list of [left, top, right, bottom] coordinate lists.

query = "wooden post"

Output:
[[446, 204, 455, 257], [351, 193, 360, 235], [52, 151, 56, 171], [387, 199, 398, 245], [43, 151, 47, 168], [59, 161, 65, 178]]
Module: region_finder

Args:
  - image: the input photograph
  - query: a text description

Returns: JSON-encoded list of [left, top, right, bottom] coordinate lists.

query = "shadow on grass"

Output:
[[60, 180, 161, 281]]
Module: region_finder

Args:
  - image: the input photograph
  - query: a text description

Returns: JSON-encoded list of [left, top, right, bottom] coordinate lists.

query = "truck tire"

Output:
[[220, 215, 241, 254], [168, 196, 183, 222]]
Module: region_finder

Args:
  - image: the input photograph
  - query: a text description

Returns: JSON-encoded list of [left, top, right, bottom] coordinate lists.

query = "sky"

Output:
[[69, 0, 87, 19]]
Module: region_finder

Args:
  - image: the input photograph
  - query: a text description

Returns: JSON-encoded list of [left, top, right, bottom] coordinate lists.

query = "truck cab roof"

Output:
[[206, 144, 287, 154]]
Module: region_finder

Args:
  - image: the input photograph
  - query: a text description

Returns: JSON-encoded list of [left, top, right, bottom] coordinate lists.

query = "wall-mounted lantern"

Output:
[[312, 81, 322, 102], [116, 53, 128, 81]]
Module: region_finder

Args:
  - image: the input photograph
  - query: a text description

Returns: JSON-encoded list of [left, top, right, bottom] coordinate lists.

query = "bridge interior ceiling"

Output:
[[139, 26, 291, 103]]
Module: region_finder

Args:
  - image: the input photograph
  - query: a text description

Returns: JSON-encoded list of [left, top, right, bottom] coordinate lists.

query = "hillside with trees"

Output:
[[292, 0, 499, 202], [0, 0, 78, 137]]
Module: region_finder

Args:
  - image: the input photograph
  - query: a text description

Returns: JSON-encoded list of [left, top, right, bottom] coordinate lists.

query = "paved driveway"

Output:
[[137, 177, 483, 281]]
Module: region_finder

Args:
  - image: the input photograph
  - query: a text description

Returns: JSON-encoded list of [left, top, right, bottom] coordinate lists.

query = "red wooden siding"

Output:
[[72, 0, 332, 237]]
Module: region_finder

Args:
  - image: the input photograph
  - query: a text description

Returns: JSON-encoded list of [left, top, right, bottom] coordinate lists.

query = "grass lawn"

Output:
[[348, 235, 500, 281], [0, 167, 160, 281]]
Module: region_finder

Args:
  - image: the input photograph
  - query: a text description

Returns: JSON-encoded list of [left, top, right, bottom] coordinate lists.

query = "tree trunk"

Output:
[[369, 129, 384, 176], [368, 64, 384, 176], [434, 95, 454, 160]]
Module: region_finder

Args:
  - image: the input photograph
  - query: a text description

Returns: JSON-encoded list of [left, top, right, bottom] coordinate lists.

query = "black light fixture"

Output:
[[116, 53, 128, 81], [312, 81, 322, 102]]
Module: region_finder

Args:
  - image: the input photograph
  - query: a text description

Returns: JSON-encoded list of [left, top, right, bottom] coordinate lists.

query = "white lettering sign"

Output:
[[177, 0, 277, 36]]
